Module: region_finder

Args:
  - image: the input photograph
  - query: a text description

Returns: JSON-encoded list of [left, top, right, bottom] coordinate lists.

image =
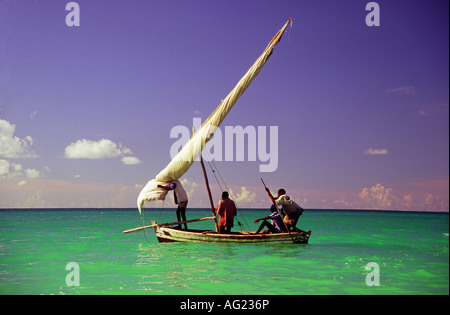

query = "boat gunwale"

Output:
[[153, 224, 309, 244], [158, 225, 300, 238]]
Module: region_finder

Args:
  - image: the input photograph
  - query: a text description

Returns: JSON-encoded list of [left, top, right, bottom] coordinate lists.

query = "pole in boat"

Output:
[[123, 216, 215, 234], [200, 154, 219, 233], [260, 178, 295, 242]]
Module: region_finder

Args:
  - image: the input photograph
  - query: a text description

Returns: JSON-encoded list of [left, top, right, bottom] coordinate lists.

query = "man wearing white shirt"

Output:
[[158, 179, 189, 229], [266, 188, 304, 231]]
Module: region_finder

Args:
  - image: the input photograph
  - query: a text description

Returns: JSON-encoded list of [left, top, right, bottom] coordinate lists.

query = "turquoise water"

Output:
[[0, 209, 448, 295]]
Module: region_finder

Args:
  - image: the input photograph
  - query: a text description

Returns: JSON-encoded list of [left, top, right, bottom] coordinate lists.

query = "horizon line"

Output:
[[0, 207, 448, 213]]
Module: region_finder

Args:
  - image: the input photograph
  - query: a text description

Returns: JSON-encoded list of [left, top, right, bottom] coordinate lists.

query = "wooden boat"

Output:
[[152, 221, 310, 244], [124, 18, 312, 244], [124, 217, 311, 244]]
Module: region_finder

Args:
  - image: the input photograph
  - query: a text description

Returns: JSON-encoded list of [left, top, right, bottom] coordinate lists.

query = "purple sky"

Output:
[[1, 0, 448, 211]]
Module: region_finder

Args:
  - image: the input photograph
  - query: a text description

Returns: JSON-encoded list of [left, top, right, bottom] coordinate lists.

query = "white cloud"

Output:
[[358, 184, 397, 209], [0, 158, 48, 180], [13, 164, 23, 172], [64, 138, 138, 161], [0, 118, 37, 158], [121, 156, 142, 165], [179, 178, 198, 201], [363, 148, 388, 155], [386, 86, 416, 95], [0, 159, 24, 178], [64, 138, 141, 165], [24, 168, 41, 178], [180, 178, 198, 188], [229, 186, 256, 203], [0, 159, 10, 176], [25, 136, 33, 145], [30, 111, 38, 120]]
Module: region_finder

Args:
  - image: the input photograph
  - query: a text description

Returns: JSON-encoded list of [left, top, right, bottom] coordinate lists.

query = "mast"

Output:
[[200, 155, 219, 233]]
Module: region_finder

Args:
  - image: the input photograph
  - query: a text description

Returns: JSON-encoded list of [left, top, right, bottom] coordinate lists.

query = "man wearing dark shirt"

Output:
[[215, 191, 237, 234]]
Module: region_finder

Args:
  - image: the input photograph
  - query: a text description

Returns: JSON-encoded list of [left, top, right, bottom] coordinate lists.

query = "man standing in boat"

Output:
[[157, 180, 189, 229], [215, 191, 237, 234], [266, 188, 304, 232]]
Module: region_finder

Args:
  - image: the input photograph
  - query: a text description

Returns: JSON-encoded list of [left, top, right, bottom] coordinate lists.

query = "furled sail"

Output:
[[137, 18, 292, 215]]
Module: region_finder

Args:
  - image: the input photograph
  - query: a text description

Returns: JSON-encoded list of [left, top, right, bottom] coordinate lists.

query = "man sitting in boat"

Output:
[[253, 205, 287, 234], [266, 188, 304, 232], [157, 180, 189, 230], [215, 191, 237, 234]]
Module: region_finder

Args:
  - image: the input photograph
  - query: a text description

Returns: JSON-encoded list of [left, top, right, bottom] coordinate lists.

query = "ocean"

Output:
[[0, 208, 448, 295]]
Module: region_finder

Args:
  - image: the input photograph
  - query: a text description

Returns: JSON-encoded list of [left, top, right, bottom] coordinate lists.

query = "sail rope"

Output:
[[202, 151, 251, 232]]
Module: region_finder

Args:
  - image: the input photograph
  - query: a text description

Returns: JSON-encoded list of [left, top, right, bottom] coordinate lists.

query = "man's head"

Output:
[[222, 191, 229, 199], [277, 188, 286, 197]]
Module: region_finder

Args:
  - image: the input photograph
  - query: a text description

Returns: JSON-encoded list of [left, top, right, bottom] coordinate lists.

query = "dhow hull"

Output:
[[153, 224, 310, 244]]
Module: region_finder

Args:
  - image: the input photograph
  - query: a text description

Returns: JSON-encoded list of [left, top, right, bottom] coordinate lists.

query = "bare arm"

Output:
[[254, 215, 271, 224]]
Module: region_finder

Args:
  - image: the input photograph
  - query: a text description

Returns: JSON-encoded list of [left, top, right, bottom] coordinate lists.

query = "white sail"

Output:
[[137, 18, 292, 214]]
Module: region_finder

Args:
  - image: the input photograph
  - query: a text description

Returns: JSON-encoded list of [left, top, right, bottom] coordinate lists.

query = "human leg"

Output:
[[176, 204, 188, 229], [255, 221, 277, 234]]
